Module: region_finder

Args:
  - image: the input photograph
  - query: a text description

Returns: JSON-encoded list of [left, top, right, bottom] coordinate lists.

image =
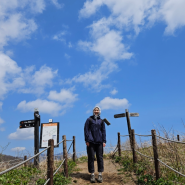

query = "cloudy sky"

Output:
[[1, 0, 185, 156]]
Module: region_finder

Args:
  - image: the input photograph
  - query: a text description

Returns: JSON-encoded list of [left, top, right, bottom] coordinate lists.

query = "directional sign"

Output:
[[130, 113, 139, 117], [114, 113, 126, 118], [19, 119, 35, 129], [114, 113, 139, 118]]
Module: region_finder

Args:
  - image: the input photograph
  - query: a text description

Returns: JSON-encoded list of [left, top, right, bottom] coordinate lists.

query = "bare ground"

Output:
[[69, 158, 137, 185]]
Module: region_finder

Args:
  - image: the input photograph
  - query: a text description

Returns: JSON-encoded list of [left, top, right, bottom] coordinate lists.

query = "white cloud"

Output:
[[51, 0, 64, 9], [64, 53, 71, 59], [80, 0, 185, 35], [86, 110, 91, 114], [11, 147, 26, 152], [5, 50, 14, 57], [79, 30, 132, 62], [110, 89, 118, 95], [68, 42, 72, 48], [20, 65, 58, 95], [0, 53, 58, 97], [8, 127, 34, 140], [17, 99, 63, 116], [67, 61, 117, 90], [53, 31, 67, 43], [158, 0, 185, 35], [96, 97, 130, 110], [0, 127, 5, 131], [0, 13, 37, 49], [0, 102, 2, 110], [79, 0, 104, 18], [0, 117, 4, 125], [0, 52, 24, 99], [30, 0, 46, 13], [48, 88, 78, 104]]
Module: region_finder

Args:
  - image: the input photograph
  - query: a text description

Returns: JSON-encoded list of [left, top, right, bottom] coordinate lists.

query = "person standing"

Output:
[[84, 106, 106, 183]]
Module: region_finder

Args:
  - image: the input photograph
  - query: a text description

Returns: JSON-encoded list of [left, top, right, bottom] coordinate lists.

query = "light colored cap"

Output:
[[93, 106, 101, 115]]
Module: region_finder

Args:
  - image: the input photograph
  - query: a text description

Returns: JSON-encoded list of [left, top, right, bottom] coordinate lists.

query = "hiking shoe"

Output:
[[97, 175, 103, 183], [90, 174, 95, 183]]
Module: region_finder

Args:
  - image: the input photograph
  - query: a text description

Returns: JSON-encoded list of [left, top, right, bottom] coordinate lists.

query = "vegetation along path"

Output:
[[69, 156, 137, 185]]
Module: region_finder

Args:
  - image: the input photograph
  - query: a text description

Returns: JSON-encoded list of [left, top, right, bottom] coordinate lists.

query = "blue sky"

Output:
[[1, 0, 185, 157]]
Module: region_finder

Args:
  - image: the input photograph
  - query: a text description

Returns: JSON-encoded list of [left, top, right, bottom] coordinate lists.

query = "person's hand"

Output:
[[86, 142, 89, 147], [103, 143, 106, 147]]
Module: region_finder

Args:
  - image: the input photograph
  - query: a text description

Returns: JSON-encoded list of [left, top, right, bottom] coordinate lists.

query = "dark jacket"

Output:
[[84, 115, 106, 144]]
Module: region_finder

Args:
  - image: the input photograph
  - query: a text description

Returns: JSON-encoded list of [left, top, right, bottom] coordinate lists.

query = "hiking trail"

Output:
[[69, 158, 137, 185]]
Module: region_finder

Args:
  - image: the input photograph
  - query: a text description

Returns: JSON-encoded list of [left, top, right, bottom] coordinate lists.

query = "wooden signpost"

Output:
[[114, 109, 139, 147], [19, 108, 40, 167], [34, 109, 40, 167]]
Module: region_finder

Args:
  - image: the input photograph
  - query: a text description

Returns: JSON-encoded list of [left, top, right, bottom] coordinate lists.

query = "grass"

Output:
[[0, 158, 79, 185], [111, 125, 185, 185]]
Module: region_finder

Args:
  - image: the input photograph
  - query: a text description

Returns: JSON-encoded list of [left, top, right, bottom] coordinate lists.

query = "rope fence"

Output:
[[120, 134, 130, 137], [134, 149, 154, 160], [156, 135, 185, 144], [115, 129, 185, 183], [0, 135, 77, 185]]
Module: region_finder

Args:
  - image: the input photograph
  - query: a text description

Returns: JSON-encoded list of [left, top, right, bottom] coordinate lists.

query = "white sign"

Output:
[[41, 123, 58, 147]]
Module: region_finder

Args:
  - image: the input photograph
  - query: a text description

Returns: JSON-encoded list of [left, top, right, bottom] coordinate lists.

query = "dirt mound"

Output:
[[69, 158, 136, 185]]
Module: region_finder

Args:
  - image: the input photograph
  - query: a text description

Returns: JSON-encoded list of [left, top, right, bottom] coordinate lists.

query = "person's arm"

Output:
[[102, 120, 106, 146], [84, 118, 90, 145]]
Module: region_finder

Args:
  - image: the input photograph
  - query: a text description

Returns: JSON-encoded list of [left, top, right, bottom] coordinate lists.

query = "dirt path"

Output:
[[69, 158, 137, 185]]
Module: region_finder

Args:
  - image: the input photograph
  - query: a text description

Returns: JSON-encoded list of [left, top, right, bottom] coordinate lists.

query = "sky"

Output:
[[1, 0, 185, 157]]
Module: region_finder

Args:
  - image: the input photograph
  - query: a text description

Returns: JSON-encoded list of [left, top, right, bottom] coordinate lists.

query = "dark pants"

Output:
[[87, 143, 104, 173]]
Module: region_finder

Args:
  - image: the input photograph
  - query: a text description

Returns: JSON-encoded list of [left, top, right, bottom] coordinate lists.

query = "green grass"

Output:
[[0, 159, 78, 185], [112, 146, 185, 185]]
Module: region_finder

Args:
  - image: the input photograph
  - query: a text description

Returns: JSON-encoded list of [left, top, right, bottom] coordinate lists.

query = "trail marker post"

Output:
[[34, 108, 40, 167], [19, 108, 40, 168], [114, 109, 139, 148]]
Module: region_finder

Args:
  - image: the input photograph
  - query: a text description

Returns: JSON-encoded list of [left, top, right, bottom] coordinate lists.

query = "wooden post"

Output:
[[63, 135, 68, 178], [118, 132, 121, 156], [73, 136, 76, 162], [24, 156, 27, 167], [177, 135, 180, 141], [131, 129, 137, 163], [125, 109, 132, 148], [34, 110, 40, 168], [47, 139, 54, 185], [151, 130, 160, 180]]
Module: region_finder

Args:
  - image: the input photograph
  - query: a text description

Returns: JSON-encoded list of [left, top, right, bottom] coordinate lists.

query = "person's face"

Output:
[[94, 108, 99, 115]]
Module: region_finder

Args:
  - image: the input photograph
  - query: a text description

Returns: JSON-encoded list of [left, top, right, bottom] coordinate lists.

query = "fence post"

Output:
[[47, 139, 54, 185], [151, 129, 160, 180], [118, 132, 121, 156], [63, 135, 68, 178], [131, 129, 137, 163], [73, 136, 76, 162], [24, 156, 27, 167], [177, 135, 180, 141]]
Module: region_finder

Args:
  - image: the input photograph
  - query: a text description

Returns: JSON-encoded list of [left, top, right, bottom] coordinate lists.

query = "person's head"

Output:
[[93, 106, 101, 116]]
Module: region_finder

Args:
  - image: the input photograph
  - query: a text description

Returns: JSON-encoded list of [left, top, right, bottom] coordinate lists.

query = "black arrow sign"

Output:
[[19, 119, 35, 129]]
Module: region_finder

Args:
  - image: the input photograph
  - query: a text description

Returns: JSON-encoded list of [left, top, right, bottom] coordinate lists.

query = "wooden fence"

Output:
[[0, 135, 76, 185], [112, 130, 185, 181]]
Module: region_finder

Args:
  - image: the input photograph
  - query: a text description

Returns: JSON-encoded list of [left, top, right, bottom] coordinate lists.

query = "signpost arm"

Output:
[[34, 111, 40, 168]]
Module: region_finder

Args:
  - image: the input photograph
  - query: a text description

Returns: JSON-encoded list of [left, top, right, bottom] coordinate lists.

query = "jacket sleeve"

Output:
[[84, 118, 90, 143], [102, 121, 106, 143]]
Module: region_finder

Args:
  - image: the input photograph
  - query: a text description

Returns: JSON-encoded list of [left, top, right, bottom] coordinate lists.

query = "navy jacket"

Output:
[[84, 115, 106, 144]]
